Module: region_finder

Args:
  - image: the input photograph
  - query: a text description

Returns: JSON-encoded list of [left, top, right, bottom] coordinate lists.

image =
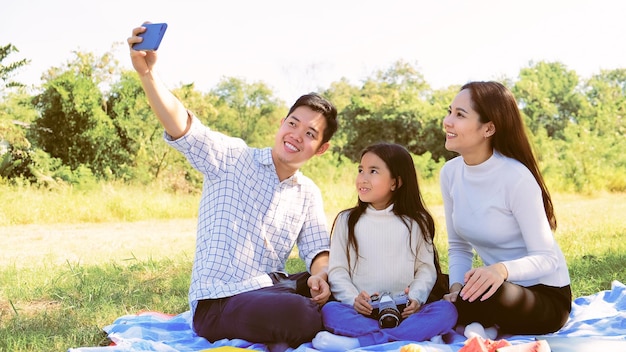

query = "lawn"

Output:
[[0, 190, 624, 351]]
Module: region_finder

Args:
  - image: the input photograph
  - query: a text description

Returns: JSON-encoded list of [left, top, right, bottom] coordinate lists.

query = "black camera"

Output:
[[369, 292, 408, 328]]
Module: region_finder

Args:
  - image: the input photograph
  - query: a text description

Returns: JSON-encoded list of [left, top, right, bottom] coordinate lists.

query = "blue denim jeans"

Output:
[[322, 300, 457, 346]]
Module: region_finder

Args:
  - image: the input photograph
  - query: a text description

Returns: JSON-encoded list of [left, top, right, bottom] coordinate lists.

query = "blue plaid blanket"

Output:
[[69, 280, 626, 352]]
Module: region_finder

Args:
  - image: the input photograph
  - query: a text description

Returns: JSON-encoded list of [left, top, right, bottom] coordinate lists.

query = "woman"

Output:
[[440, 81, 571, 337]]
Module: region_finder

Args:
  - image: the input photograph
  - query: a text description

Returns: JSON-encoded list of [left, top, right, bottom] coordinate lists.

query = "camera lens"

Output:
[[378, 307, 401, 328]]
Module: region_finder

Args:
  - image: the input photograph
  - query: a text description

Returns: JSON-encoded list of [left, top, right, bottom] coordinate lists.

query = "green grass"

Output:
[[0, 258, 191, 351], [0, 182, 624, 352], [0, 182, 200, 226]]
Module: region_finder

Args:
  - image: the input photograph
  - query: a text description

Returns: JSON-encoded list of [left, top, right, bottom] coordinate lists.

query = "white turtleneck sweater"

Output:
[[440, 151, 570, 289], [328, 204, 437, 305]]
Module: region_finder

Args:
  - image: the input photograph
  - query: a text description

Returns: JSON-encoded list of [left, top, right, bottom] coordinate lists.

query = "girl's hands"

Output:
[[353, 291, 375, 315], [353, 288, 421, 318], [401, 299, 421, 318]]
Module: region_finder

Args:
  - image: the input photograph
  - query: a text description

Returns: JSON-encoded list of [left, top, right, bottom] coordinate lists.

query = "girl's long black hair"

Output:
[[331, 142, 442, 278]]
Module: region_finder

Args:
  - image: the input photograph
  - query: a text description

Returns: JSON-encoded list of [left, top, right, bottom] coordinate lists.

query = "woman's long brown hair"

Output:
[[462, 81, 557, 230]]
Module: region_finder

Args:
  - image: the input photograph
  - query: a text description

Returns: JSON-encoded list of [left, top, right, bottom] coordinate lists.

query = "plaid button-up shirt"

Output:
[[166, 115, 330, 315]]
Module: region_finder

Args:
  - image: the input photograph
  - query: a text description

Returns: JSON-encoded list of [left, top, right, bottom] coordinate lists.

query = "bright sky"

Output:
[[3, 0, 625, 103]]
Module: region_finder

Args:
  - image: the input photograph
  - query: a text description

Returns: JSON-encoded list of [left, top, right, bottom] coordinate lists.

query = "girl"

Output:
[[312, 143, 457, 351], [441, 81, 571, 338]]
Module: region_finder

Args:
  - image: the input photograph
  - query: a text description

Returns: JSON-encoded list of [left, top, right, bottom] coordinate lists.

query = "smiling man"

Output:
[[128, 24, 339, 351]]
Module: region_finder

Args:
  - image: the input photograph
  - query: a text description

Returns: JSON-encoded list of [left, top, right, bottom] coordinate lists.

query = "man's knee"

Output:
[[273, 296, 323, 345]]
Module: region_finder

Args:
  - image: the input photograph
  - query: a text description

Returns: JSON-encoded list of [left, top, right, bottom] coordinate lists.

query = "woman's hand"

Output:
[[460, 263, 508, 302]]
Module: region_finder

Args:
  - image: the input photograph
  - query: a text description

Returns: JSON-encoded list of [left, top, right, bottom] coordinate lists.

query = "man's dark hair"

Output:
[[287, 93, 338, 144]]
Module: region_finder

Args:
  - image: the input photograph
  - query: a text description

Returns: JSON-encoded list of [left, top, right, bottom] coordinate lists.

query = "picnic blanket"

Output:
[[68, 280, 626, 352]]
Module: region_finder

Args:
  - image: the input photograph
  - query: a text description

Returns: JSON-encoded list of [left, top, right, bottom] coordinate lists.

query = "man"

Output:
[[128, 23, 339, 351]]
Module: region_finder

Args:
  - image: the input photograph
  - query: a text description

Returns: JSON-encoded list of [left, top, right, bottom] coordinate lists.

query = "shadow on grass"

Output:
[[568, 249, 626, 298], [0, 258, 191, 352]]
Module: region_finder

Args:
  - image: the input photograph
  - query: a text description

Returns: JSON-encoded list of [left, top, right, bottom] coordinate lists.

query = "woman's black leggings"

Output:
[[454, 282, 571, 335]]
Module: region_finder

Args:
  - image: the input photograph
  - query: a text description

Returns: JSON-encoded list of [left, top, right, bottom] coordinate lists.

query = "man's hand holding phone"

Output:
[[128, 22, 167, 76], [132, 23, 168, 51]]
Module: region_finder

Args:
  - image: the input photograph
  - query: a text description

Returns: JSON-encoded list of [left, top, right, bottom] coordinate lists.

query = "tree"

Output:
[[320, 78, 361, 155], [0, 43, 30, 94], [513, 61, 584, 139], [106, 73, 204, 188], [174, 82, 220, 128], [105, 71, 166, 181], [0, 91, 38, 181], [323, 77, 360, 114], [563, 69, 626, 192], [335, 60, 451, 162], [583, 68, 626, 137], [41, 46, 122, 94], [209, 77, 284, 147], [31, 71, 121, 178], [27, 48, 133, 179], [0, 91, 37, 146]]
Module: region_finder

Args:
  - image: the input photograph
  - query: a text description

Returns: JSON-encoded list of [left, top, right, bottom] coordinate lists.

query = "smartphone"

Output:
[[133, 23, 168, 51]]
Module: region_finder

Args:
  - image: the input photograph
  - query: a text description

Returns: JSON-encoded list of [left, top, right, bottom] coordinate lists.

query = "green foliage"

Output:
[[31, 71, 122, 178], [335, 60, 447, 162], [0, 90, 38, 139], [0, 92, 37, 180], [583, 68, 626, 137], [174, 82, 220, 128], [0, 43, 30, 92], [0, 181, 199, 226], [411, 151, 446, 205], [0, 258, 191, 352], [107, 71, 176, 183], [1, 149, 61, 186], [300, 151, 357, 216], [513, 61, 584, 139], [22, 49, 131, 182], [0, 47, 624, 195], [41, 48, 122, 93], [322, 77, 361, 114], [532, 110, 626, 194], [208, 77, 285, 147]]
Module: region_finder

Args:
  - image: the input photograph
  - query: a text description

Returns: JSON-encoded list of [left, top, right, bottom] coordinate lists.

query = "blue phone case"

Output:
[[133, 23, 168, 51]]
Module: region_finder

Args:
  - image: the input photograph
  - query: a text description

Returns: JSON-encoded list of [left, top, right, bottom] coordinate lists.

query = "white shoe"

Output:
[[464, 322, 488, 340], [311, 331, 360, 351]]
